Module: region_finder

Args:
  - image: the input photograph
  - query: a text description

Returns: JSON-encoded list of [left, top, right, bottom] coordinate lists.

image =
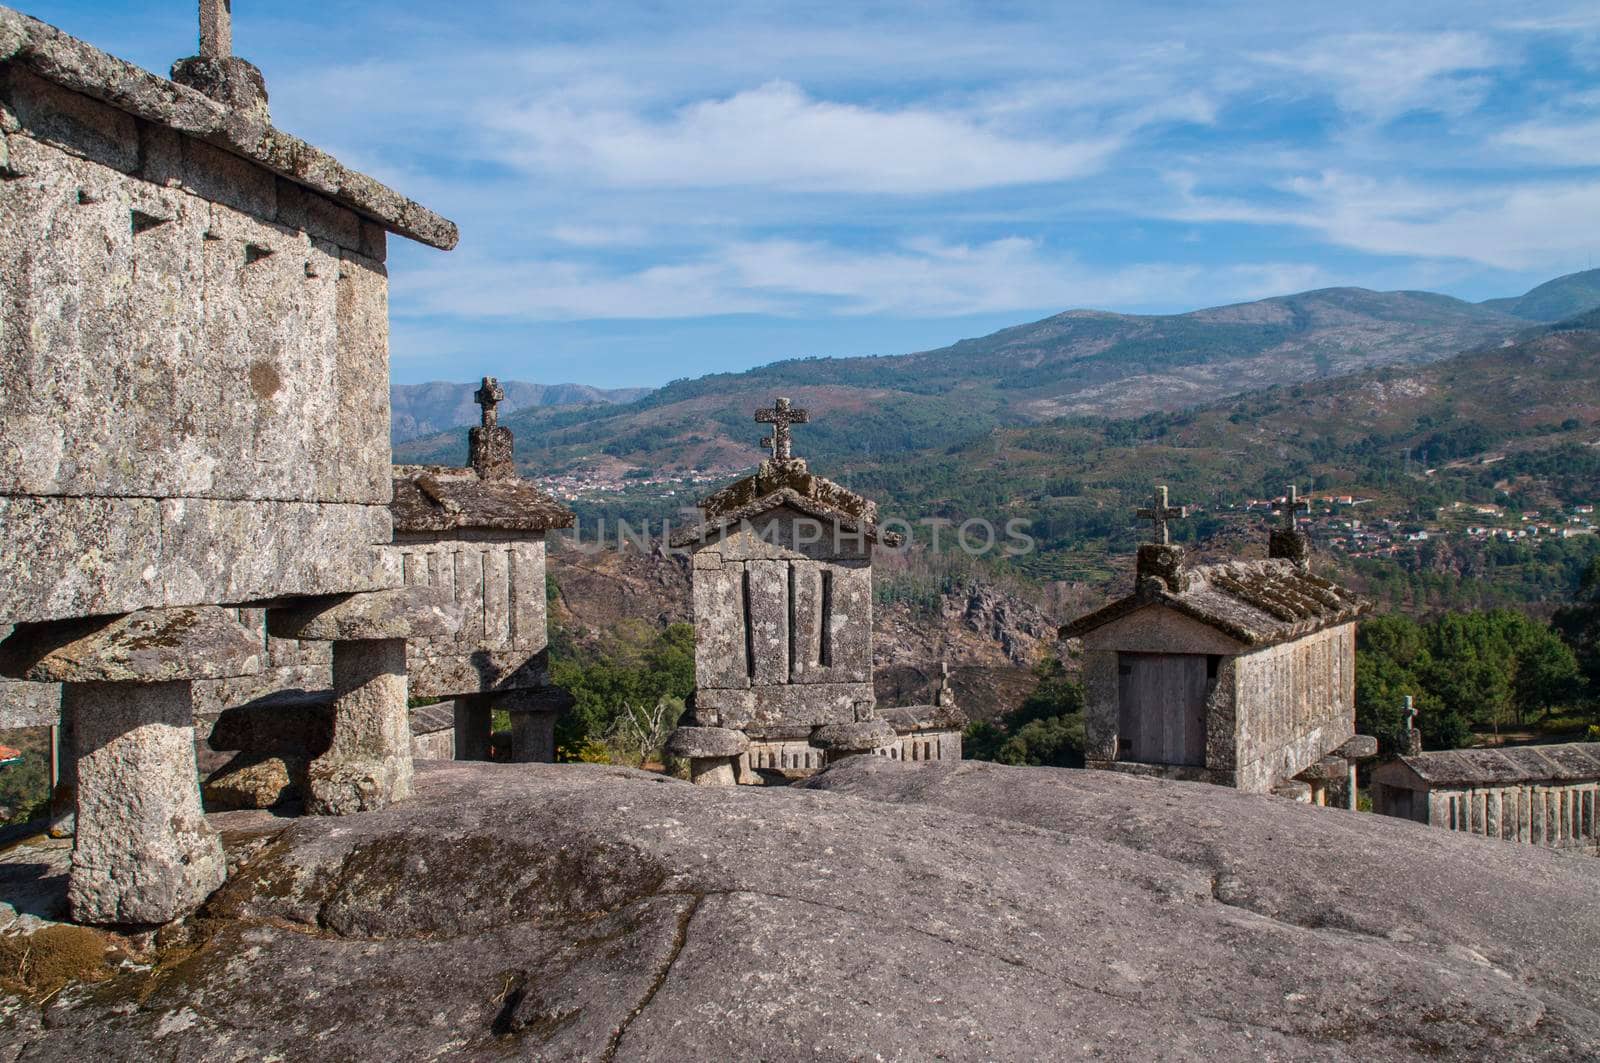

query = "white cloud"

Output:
[[485, 81, 1124, 195], [1497, 117, 1600, 164], [1168, 170, 1600, 270], [1256, 32, 1502, 121], [393, 235, 1330, 322]]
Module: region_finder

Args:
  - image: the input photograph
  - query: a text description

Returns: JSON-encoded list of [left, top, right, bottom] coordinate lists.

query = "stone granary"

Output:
[[1372, 742, 1600, 850], [665, 398, 965, 784], [391, 377, 576, 763], [1061, 486, 1377, 800], [0, 6, 457, 923]]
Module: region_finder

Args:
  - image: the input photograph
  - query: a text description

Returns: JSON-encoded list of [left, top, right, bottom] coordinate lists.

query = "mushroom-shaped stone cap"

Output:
[[811, 720, 896, 752], [666, 726, 750, 759], [268, 587, 460, 642], [0, 607, 264, 684], [1295, 755, 1349, 784], [1335, 735, 1379, 762]]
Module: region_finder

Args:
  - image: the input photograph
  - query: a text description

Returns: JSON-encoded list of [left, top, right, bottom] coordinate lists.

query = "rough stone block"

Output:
[[160, 499, 399, 609], [406, 649, 548, 699], [0, 677, 59, 729], [747, 560, 789, 685], [182, 135, 275, 220], [5, 66, 138, 172], [334, 249, 392, 502], [268, 587, 460, 643], [693, 561, 749, 690], [204, 753, 302, 811], [66, 680, 226, 925], [509, 541, 548, 648], [0, 607, 265, 684], [278, 178, 361, 251], [0, 496, 163, 622], [696, 683, 872, 728], [667, 726, 750, 759]]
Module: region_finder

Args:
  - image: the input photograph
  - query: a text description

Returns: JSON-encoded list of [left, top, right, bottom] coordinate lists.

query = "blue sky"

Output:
[[25, 1, 1600, 387]]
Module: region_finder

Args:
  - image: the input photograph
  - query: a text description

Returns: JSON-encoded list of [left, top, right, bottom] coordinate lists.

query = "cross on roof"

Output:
[[1403, 695, 1416, 728], [474, 376, 505, 428], [200, 0, 233, 59], [1135, 485, 1187, 546], [1274, 484, 1310, 530], [755, 396, 808, 461]]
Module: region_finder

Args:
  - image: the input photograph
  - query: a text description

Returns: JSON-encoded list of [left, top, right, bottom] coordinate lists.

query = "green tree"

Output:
[[965, 657, 1085, 768]]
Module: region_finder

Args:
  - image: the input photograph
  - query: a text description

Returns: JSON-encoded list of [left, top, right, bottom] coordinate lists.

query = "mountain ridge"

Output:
[[399, 272, 1600, 473]]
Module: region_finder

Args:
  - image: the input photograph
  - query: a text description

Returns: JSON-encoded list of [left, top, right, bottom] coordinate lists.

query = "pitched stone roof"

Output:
[[1389, 743, 1600, 788], [0, 7, 457, 250], [668, 458, 903, 548], [1060, 558, 1369, 647], [391, 466, 575, 535], [409, 701, 456, 737]]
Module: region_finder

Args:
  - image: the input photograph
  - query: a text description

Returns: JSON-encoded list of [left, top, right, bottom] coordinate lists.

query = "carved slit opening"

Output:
[[131, 210, 169, 235], [244, 243, 274, 264], [787, 563, 798, 679], [819, 568, 833, 668], [742, 566, 756, 681]]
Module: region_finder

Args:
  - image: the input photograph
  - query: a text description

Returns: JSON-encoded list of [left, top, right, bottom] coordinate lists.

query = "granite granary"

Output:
[[1372, 741, 1600, 850], [391, 376, 576, 763], [0, 4, 456, 923], [1061, 487, 1378, 802], [666, 398, 965, 784]]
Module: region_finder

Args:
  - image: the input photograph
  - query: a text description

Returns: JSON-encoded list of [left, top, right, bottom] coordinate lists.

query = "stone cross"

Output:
[[755, 396, 808, 461], [475, 376, 505, 428], [1274, 484, 1310, 530], [1135, 485, 1187, 546], [1403, 695, 1416, 729], [200, 0, 232, 59]]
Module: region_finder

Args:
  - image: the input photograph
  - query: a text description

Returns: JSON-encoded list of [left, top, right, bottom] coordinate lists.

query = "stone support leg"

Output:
[[1347, 763, 1359, 811], [509, 710, 556, 764], [689, 758, 738, 786], [66, 680, 225, 926], [454, 694, 493, 762], [306, 638, 413, 816]]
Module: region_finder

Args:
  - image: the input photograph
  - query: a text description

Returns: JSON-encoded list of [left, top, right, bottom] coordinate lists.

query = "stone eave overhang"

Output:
[[668, 488, 903, 549], [1060, 566, 1370, 649], [1393, 743, 1600, 788], [0, 6, 458, 250], [391, 466, 575, 534]]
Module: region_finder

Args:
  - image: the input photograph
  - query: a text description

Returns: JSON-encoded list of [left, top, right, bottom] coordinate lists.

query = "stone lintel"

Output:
[[268, 587, 460, 642], [0, 607, 264, 684]]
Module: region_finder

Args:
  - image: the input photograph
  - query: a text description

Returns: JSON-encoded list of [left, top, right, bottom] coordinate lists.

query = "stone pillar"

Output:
[[509, 711, 557, 764], [0, 607, 264, 926], [666, 726, 750, 787], [268, 588, 460, 816], [304, 637, 412, 816], [66, 681, 225, 925], [453, 694, 493, 761]]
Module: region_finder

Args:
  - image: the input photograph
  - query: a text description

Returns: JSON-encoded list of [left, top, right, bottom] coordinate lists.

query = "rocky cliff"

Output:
[[4, 759, 1596, 1059]]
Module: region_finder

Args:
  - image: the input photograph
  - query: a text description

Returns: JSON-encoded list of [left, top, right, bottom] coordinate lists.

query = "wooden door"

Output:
[[1117, 653, 1207, 766]]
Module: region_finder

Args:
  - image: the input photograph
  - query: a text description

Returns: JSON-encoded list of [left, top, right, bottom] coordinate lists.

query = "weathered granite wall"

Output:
[[1381, 782, 1600, 850], [690, 511, 873, 728], [0, 66, 397, 623], [1232, 623, 1355, 793], [394, 533, 549, 697]]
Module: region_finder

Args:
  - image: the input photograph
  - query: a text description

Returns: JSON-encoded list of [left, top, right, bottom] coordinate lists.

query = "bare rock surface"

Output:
[[4, 759, 1599, 1060]]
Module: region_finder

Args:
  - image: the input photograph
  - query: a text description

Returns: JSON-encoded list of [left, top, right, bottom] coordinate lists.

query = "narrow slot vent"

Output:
[[76, 189, 98, 205], [741, 567, 756, 681], [244, 243, 275, 264], [819, 568, 833, 668], [131, 209, 169, 235], [787, 563, 798, 679]]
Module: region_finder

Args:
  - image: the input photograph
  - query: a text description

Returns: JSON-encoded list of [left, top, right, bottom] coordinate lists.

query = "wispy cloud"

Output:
[[485, 81, 1124, 195], [1254, 32, 1502, 121]]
